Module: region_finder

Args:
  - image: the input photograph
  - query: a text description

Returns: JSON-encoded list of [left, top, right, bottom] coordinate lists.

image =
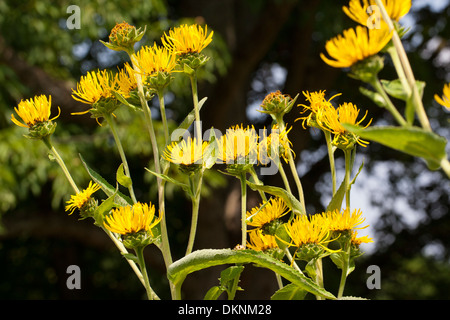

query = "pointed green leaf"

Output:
[[167, 249, 336, 300], [144, 167, 191, 195], [342, 125, 447, 170], [359, 86, 386, 108], [271, 283, 308, 300], [79, 154, 133, 206], [246, 181, 305, 215], [177, 97, 208, 131], [204, 286, 224, 300], [116, 163, 132, 189]]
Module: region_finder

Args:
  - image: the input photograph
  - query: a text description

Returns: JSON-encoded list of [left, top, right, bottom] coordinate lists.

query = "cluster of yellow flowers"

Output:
[[246, 197, 372, 259], [8, 0, 450, 300]]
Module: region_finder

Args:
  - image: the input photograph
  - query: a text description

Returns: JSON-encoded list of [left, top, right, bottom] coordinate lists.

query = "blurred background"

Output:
[[0, 0, 449, 300]]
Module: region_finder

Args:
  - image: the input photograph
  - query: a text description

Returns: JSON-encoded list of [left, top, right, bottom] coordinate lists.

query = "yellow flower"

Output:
[[163, 137, 208, 166], [320, 24, 393, 68], [246, 197, 290, 229], [320, 208, 369, 232], [343, 0, 412, 27], [295, 90, 341, 129], [351, 230, 373, 246], [259, 124, 294, 164], [104, 202, 162, 236], [116, 63, 137, 98], [283, 214, 330, 248], [162, 24, 213, 55], [316, 102, 372, 148], [72, 69, 119, 107], [217, 124, 259, 165], [134, 43, 177, 78], [11, 95, 60, 129], [434, 83, 450, 110], [247, 229, 279, 251], [65, 181, 101, 215]]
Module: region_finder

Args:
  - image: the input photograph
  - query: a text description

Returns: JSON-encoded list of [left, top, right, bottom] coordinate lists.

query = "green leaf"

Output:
[[121, 252, 139, 263], [326, 160, 364, 213], [219, 265, 245, 299], [246, 181, 305, 215], [177, 97, 208, 131], [144, 167, 191, 195], [202, 128, 219, 170], [405, 81, 425, 125], [342, 125, 448, 170], [94, 191, 117, 223], [359, 86, 386, 108], [79, 154, 133, 206], [204, 286, 224, 300], [271, 283, 308, 300], [116, 163, 132, 189], [167, 249, 336, 300]]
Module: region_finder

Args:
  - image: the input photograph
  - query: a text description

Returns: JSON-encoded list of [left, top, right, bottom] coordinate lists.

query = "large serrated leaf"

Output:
[[167, 249, 336, 300]]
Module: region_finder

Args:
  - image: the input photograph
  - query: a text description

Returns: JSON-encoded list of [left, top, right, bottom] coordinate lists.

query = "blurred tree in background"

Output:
[[0, 0, 449, 299]]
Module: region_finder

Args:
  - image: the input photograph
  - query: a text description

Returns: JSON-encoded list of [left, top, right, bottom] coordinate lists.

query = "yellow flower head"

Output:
[[284, 214, 330, 248], [320, 24, 393, 68], [434, 83, 450, 110], [320, 208, 369, 232], [65, 181, 101, 215], [116, 63, 137, 99], [295, 90, 341, 129], [247, 229, 279, 251], [343, 0, 412, 27], [162, 24, 213, 55], [163, 137, 208, 166], [218, 124, 259, 165], [11, 95, 60, 129], [103, 21, 145, 52], [72, 69, 119, 106], [246, 197, 290, 229], [317, 102, 372, 148], [134, 43, 177, 79], [104, 202, 162, 236], [259, 124, 294, 164]]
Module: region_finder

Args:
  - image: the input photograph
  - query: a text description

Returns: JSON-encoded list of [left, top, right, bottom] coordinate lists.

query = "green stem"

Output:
[[129, 53, 175, 298], [337, 247, 350, 299], [284, 248, 303, 275], [374, 0, 432, 132], [42, 137, 79, 194], [189, 72, 202, 143], [104, 114, 137, 204], [157, 89, 170, 146], [387, 45, 411, 99], [344, 149, 352, 210], [324, 131, 337, 196], [370, 76, 408, 127], [276, 118, 306, 213], [440, 158, 450, 179], [102, 228, 147, 289], [135, 246, 160, 300], [239, 172, 248, 247], [315, 258, 324, 300], [185, 174, 203, 255], [249, 166, 267, 202]]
